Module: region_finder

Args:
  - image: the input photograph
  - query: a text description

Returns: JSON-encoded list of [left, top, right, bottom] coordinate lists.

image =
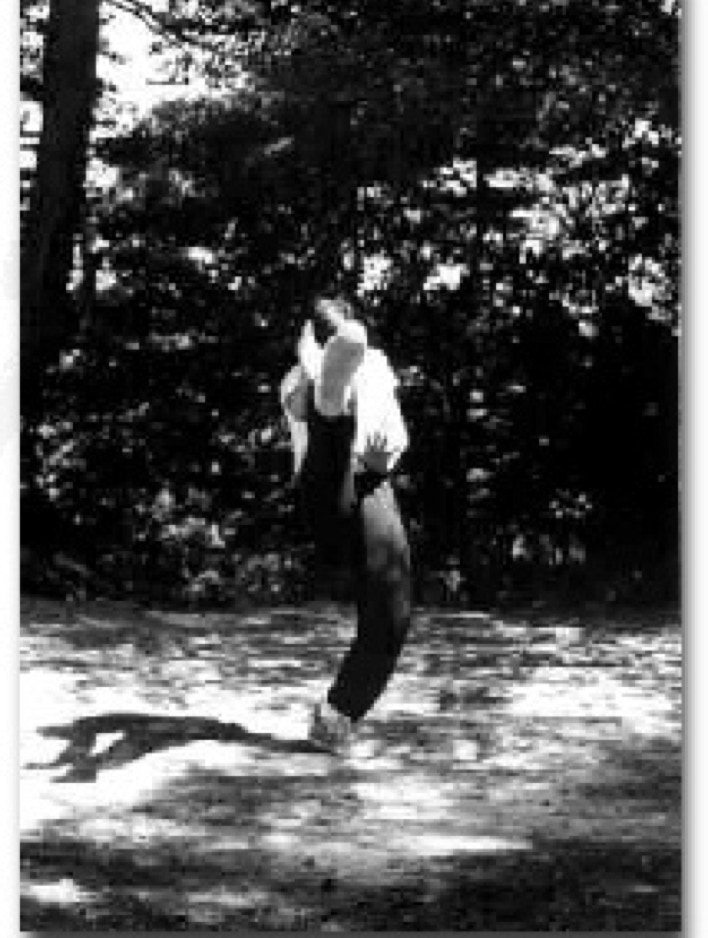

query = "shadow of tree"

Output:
[[358, 840, 679, 930], [21, 716, 682, 931], [21, 820, 681, 931], [21, 599, 681, 931], [20, 891, 192, 931]]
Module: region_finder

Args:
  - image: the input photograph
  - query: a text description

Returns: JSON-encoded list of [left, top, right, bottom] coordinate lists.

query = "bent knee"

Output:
[[337, 319, 368, 351], [317, 324, 368, 415]]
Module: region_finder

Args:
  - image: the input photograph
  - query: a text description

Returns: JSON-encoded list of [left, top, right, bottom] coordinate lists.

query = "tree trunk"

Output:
[[21, 0, 101, 395]]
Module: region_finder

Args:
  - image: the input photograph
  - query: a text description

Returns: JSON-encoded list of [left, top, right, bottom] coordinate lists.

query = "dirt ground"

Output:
[[20, 596, 681, 932]]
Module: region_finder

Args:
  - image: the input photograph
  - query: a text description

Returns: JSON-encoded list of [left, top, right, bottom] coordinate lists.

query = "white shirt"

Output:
[[280, 336, 409, 477]]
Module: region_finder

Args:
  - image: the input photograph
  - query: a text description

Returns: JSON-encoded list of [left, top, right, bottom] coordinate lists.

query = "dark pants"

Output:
[[299, 407, 412, 722]]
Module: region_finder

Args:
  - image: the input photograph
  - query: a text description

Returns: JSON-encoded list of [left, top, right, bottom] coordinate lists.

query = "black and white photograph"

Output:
[[19, 0, 681, 931]]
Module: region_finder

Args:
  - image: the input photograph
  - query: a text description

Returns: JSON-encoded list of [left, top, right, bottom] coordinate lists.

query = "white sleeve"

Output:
[[353, 350, 409, 470], [382, 391, 409, 467], [280, 365, 307, 418], [280, 365, 309, 476]]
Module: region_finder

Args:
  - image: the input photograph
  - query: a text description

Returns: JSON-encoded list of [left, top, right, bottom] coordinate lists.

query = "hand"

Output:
[[361, 431, 395, 476]]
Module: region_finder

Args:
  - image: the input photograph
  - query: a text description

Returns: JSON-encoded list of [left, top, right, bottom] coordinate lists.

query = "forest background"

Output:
[[19, 0, 681, 610]]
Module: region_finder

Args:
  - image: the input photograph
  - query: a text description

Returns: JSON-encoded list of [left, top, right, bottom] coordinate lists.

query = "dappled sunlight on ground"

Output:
[[20, 598, 681, 930]]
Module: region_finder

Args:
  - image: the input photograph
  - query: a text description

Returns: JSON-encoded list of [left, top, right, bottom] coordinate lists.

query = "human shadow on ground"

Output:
[[21, 712, 683, 931], [30, 713, 324, 782], [21, 600, 681, 931]]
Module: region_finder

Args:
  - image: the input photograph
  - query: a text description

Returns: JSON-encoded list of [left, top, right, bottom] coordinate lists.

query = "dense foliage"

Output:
[[21, 0, 680, 607]]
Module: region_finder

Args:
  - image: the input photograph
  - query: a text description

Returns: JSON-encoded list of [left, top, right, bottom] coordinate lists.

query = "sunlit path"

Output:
[[21, 598, 680, 931]]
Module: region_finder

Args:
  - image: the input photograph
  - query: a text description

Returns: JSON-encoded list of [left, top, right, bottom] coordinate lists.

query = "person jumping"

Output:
[[280, 294, 412, 753]]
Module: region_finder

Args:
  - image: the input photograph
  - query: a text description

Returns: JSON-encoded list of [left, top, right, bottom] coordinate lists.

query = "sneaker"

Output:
[[308, 699, 354, 755]]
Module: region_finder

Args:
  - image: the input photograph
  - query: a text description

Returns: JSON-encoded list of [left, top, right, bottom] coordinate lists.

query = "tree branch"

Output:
[[105, 0, 261, 54]]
